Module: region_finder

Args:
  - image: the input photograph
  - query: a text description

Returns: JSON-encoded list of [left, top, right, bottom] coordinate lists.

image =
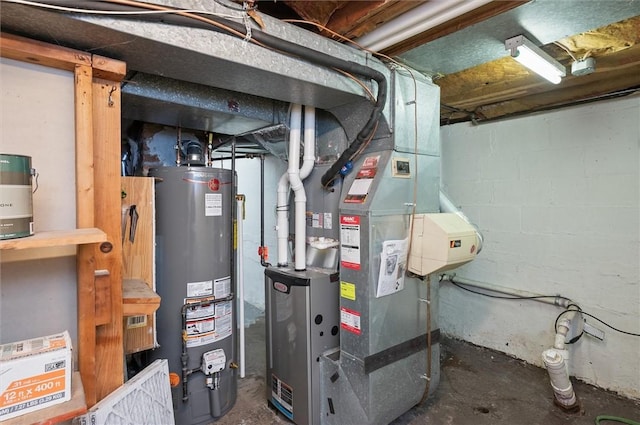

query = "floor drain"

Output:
[[474, 406, 491, 414]]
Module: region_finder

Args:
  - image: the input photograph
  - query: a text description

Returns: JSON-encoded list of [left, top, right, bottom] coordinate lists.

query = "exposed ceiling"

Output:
[[1, 0, 639, 128], [259, 0, 640, 124]]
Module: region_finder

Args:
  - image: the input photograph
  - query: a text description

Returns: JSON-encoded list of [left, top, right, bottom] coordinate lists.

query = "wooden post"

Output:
[[74, 63, 98, 406], [92, 75, 126, 401]]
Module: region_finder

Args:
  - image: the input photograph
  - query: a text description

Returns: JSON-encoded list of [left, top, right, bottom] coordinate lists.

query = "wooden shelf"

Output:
[[122, 278, 161, 316], [2, 371, 87, 425], [0, 228, 106, 250]]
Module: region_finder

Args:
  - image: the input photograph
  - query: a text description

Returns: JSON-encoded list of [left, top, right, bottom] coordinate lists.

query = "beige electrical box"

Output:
[[408, 213, 479, 276]]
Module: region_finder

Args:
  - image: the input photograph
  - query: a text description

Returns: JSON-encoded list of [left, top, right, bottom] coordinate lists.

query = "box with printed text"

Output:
[[0, 331, 72, 421]]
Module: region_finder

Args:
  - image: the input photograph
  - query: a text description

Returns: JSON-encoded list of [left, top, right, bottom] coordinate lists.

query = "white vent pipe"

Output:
[[300, 106, 316, 180], [275, 105, 314, 269], [276, 172, 290, 266], [439, 190, 484, 254]]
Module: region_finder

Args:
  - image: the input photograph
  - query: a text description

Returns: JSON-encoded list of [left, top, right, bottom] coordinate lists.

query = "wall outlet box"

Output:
[[0, 331, 72, 421]]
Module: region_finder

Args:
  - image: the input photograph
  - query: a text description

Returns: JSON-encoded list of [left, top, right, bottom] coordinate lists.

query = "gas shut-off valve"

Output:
[[202, 349, 226, 390]]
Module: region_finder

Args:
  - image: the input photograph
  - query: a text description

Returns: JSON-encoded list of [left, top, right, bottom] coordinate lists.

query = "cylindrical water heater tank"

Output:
[[150, 166, 237, 425]]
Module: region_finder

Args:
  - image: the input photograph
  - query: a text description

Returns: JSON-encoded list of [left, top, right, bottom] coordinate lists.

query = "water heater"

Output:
[[150, 166, 237, 425]]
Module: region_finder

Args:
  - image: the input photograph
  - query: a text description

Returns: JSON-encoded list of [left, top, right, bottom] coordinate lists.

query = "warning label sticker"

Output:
[[340, 215, 361, 270], [186, 280, 213, 298], [205, 193, 223, 217], [340, 281, 356, 301], [184, 298, 232, 348], [344, 155, 380, 204], [340, 307, 361, 335]]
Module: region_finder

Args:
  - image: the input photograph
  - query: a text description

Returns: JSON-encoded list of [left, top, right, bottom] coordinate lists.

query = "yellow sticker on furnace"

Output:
[[340, 281, 356, 300]]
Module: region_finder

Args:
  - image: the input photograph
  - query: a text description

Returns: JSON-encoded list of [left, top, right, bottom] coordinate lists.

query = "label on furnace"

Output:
[[340, 307, 361, 335]]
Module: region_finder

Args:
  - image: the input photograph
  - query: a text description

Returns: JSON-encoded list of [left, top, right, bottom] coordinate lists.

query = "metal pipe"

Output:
[[441, 274, 572, 308], [175, 127, 182, 166], [259, 154, 271, 267]]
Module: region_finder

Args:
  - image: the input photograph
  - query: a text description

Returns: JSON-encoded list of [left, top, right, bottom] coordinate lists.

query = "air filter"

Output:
[[74, 359, 174, 425]]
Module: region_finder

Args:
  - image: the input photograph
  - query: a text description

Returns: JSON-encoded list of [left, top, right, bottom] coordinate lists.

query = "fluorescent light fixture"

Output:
[[505, 35, 566, 84], [355, 0, 492, 52]]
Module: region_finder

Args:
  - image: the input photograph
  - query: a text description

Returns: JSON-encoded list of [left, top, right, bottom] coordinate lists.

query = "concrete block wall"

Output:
[[439, 95, 640, 399]]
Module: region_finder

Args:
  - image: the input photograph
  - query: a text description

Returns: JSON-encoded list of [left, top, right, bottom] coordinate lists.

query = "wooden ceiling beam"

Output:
[[439, 43, 640, 122], [328, 1, 427, 40]]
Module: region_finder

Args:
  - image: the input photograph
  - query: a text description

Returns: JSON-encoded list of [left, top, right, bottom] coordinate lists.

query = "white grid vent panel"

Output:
[[74, 359, 174, 425]]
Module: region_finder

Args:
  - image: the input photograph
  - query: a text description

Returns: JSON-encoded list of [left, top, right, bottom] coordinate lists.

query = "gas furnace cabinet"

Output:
[[150, 166, 237, 425], [319, 69, 442, 425]]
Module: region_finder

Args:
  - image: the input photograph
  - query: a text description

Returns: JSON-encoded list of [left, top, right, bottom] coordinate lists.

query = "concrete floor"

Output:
[[215, 317, 640, 425]]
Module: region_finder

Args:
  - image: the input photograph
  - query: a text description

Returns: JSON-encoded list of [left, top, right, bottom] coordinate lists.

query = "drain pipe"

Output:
[[439, 190, 484, 254], [441, 274, 580, 411], [542, 311, 580, 412]]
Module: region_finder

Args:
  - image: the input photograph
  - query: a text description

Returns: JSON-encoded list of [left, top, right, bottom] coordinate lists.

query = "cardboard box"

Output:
[[0, 331, 72, 421]]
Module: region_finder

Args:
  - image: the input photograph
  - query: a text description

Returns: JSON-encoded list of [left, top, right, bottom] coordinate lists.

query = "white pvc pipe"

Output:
[[275, 105, 314, 268], [355, 0, 492, 52], [441, 274, 572, 308], [276, 172, 290, 266], [236, 196, 245, 378], [542, 348, 577, 407], [300, 106, 316, 180], [287, 104, 307, 271]]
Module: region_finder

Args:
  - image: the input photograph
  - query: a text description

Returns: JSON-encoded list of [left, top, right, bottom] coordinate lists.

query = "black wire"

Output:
[[448, 279, 571, 302], [554, 305, 584, 344], [556, 308, 640, 337], [582, 311, 640, 336]]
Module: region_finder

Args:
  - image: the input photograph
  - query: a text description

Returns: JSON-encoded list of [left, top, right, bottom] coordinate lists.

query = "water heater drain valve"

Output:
[[202, 349, 226, 375]]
